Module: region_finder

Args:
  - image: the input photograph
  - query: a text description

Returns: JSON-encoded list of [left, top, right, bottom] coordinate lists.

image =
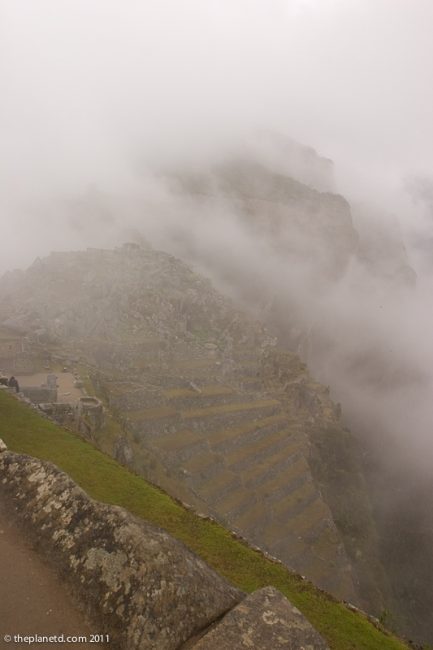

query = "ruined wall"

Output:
[[21, 386, 57, 403], [0, 442, 329, 650], [25, 394, 105, 440]]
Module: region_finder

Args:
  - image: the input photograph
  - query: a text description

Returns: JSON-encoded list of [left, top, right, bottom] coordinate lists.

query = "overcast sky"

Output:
[[1, 0, 433, 271]]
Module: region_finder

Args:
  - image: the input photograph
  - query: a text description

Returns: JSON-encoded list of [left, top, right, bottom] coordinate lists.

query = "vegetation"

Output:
[[0, 390, 410, 650]]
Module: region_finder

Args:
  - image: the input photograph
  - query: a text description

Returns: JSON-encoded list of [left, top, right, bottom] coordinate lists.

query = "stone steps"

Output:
[[233, 499, 272, 533], [287, 496, 331, 535], [182, 448, 221, 475], [180, 398, 281, 421], [232, 477, 313, 537], [127, 397, 282, 437], [225, 428, 299, 470], [127, 405, 178, 421], [215, 486, 255, 518], [209, 414, 287, 450], [269, 476, 314, 512], [270, 481, 318, 522], [152, 429, 203, 451], [162, 384, 240, 409], [252, 454, 310, 495], [179, 399, 282, 434], [262, 492, 324, 556], [198, 470, 242, 503], [211, 424, 287, 457], [117, 358, 344, 597], [242, 450, 306, 492], [109, 388, 164, 411], [242, 447, 305, 491], [160, 438, 210, 463]]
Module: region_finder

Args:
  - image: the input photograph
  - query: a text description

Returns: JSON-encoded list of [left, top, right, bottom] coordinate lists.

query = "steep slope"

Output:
[[157, 141, 429, 643], [0, 245, 386, 614], [0, 390, 409, 650]]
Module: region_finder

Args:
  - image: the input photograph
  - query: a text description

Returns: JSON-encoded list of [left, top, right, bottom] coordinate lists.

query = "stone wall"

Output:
[[37, 397, 105, 439], [0, 441, 329, 650], [76, 396, 105, 436], [21, 386, 58, 403]]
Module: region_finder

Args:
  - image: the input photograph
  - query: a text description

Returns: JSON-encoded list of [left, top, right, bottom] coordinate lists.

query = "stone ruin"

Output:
[[0, 443, 330, 650], [12, 372, 105, 439], [76, 396, 105, 437], [21, 377, 58, 403], [38, 396, 104, 439]]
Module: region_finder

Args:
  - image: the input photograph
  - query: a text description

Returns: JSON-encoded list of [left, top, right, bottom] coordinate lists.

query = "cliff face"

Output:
[[162, 149, 416, 391], [169, 157, 358, 284], [0, 245, 386, 613]]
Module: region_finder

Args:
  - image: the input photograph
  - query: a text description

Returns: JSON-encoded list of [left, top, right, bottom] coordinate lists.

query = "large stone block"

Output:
[[0, 452, 243, 650], [193, 586, 329, 649]]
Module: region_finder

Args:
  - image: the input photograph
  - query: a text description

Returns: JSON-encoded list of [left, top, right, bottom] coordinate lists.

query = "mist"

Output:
[[2, 0, 433, 511]]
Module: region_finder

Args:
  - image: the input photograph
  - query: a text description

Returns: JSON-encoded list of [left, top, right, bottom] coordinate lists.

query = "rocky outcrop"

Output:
[[192, 587, 329, 650], [0, 442, 330, 650], [172, 157, 358, 281], [0, 448, 242, 649]]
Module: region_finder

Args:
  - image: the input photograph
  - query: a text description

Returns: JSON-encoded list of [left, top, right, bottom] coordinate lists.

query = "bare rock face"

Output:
[[173, 157, 358, 282], [0, 451, 243, 649], [193, 586, 329, 649]]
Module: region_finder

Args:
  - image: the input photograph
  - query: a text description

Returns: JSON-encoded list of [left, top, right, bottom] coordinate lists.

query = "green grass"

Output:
[[0, 391, 409, 650]]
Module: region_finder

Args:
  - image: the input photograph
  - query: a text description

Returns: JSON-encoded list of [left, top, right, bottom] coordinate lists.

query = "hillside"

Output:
[[0, 389, 409, 650], [157, 146, 430, 644], [0, 244, 388, 615]]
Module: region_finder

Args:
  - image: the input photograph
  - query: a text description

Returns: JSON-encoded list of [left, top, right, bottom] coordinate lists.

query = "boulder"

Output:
[[0, 452, 243, 649], [193, 586, 329, 649]]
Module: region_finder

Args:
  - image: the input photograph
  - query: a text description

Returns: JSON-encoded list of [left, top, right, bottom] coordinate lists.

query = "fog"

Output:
[[1, 2, 433, 478]]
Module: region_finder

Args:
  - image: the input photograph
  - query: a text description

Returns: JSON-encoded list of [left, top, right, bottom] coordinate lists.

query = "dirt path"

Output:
[[0, 499, 105, 650]]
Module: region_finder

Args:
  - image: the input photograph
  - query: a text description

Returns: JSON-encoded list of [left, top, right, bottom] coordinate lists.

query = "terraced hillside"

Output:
[[0, 244, 385, 611], [0, 390, 410, 650], [100, 364, 354, 602]]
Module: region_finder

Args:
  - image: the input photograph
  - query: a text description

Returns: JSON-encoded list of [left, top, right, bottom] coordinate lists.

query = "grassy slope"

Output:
[[0, 391, 409, 650]]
